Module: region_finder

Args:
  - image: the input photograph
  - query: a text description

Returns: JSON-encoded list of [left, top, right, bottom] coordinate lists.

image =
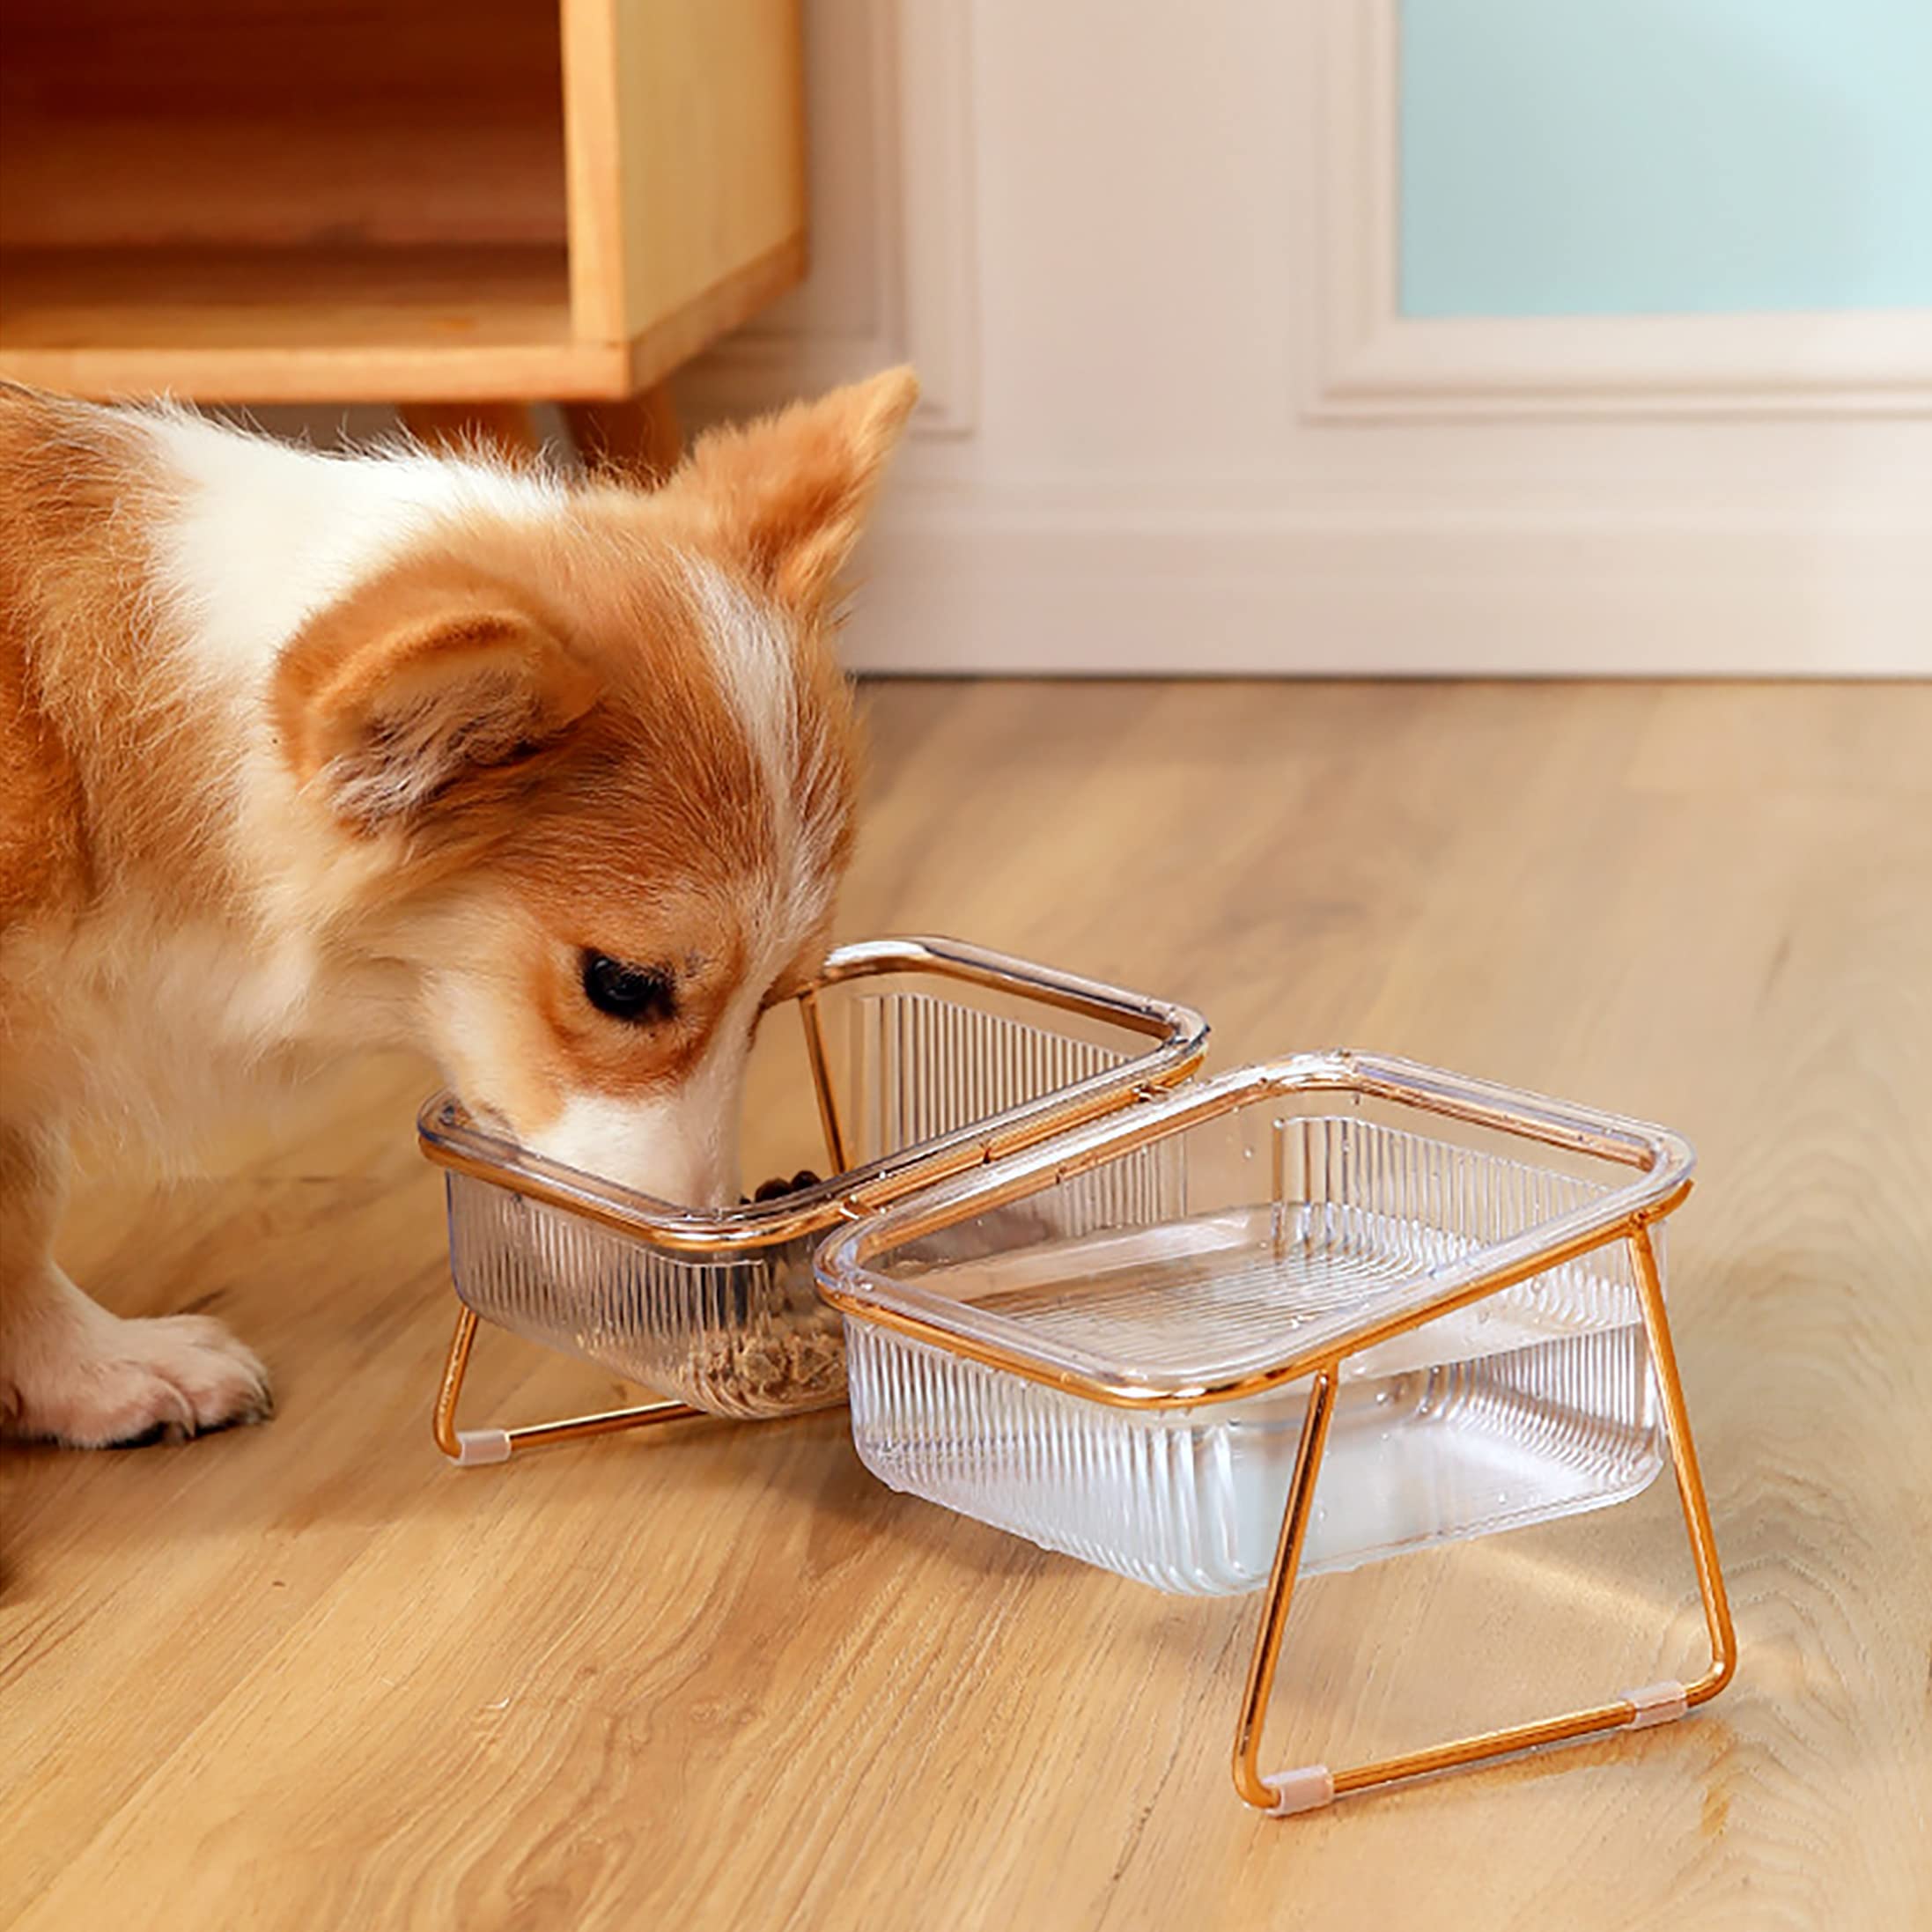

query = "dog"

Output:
[[0, 367, 917, 1448]]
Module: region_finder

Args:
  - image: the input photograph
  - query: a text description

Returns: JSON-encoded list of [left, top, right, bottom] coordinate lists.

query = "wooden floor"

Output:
[[4, 682, 1928, 1932]]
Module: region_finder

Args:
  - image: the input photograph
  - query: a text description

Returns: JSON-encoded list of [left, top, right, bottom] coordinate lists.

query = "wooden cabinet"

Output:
[[0, 0, 806, 409]]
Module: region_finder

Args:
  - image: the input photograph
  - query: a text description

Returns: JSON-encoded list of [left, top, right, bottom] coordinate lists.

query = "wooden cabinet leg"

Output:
[[396, 389, 684, 484], [563, 384, 683, 485], [398, 402, 543, 461]]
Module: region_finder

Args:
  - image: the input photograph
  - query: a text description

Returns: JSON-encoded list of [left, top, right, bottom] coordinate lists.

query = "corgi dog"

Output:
[[0, 367, 917, 1449]]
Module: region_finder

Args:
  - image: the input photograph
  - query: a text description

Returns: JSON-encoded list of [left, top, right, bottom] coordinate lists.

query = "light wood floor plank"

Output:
[[4, 682, 1927, 1931]]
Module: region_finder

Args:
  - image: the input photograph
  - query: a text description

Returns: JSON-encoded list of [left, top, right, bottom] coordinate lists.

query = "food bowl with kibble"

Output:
[[815, 1052, 1737, 1816], [417, 937, 1207, 1464]]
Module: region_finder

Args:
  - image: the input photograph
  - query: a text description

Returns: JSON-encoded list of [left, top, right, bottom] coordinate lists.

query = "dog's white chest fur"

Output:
[[15, 905, 336, 1145]]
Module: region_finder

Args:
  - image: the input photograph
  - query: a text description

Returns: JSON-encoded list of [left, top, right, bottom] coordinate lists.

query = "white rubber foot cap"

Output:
[[456, 1427, 513, 1467], [1265, 1764, 1336, 1817], [1623, 1679, 1689, 1729]]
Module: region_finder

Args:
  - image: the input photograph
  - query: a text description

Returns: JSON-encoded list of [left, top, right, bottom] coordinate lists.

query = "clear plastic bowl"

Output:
[[818, 1055, 1693, 1593], [419, 938, 1207, 1419]]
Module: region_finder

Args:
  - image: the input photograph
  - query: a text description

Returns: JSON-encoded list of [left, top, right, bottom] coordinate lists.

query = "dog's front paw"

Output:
[[3, 1301, 274, 1449]]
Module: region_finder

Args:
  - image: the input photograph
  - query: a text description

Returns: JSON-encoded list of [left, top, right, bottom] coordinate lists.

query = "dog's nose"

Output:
[[662, 1147, 742, 1213], [608, 1138, 741, 1211], [511, 1042, 751, 1212], [511, 1097, 741, 1211]]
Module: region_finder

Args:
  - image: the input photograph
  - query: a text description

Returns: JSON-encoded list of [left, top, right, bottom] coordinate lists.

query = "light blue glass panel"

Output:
[[1399, 0, 1932, 317]]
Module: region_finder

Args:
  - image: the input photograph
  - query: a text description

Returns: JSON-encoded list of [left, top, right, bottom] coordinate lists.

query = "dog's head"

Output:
[[272, 371, 917, 1205]]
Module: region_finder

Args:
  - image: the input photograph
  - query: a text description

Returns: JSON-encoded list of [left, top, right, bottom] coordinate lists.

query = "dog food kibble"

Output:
[[686, 1166, 843, 1406], [743, 1169, 822, 1205], [699, 1326, 844, 1406]]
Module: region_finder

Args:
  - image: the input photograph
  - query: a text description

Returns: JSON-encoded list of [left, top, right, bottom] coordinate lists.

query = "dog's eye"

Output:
[[581, 952, 677, 1025]]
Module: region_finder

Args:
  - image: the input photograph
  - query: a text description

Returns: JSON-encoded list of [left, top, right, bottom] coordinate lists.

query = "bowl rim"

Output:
[[417, 933, 1209, 1252], [814, 1050, 1696, 1408]]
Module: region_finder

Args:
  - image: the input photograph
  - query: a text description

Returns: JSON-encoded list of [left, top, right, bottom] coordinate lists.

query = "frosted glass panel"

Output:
[[1399, 0, 1932, 317]]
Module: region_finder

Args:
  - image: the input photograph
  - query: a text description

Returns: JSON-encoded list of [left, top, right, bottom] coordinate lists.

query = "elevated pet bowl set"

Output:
[[418, 936, 1736, 1818]]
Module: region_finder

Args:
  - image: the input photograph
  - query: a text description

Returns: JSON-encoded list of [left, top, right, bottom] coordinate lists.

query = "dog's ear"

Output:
[[274, 578, 598, 830], [667, 366, 918, 611]]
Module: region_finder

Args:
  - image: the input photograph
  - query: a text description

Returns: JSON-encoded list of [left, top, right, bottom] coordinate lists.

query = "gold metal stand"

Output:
[[431, 1304, 711, 1466], [1230, 1220, 1737, 1816]]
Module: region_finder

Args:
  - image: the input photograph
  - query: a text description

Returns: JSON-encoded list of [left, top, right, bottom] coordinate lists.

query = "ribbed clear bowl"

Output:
[[822, 1063, 1682, 1593], [424, 938, 1206, 1419], [443, 1176, 844, 1419]]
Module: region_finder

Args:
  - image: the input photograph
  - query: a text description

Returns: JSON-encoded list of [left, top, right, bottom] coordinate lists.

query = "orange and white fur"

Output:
[[0, 368, 916, 1449]]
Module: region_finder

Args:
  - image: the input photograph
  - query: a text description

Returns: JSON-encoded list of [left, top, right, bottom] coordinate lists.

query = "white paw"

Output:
[[4, 1306, 274, 1449]]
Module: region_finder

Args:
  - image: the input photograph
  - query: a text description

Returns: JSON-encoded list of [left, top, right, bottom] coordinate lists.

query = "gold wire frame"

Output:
[[816, 1052, 1737, 1815], [1226, 1217, 1736, 1815], [422, 936, 1209, 1466], [430, 1302, 711, 1464]]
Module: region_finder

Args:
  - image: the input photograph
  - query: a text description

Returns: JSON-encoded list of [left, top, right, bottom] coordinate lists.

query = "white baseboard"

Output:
[[844, 490, 1932, 677]]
